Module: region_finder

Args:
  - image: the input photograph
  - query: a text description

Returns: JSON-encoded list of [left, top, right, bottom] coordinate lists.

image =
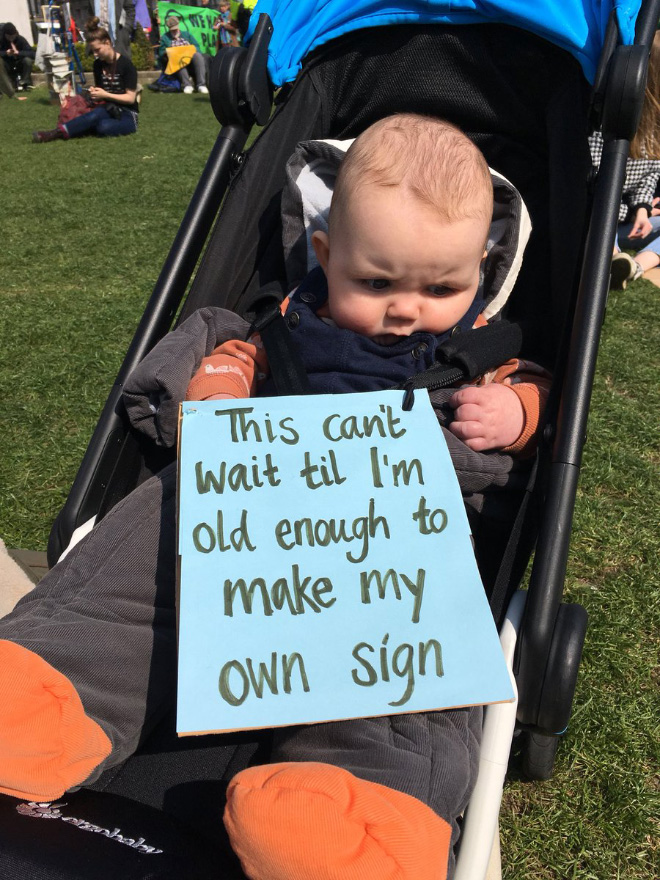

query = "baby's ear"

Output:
[[311, 230, 330, 273]]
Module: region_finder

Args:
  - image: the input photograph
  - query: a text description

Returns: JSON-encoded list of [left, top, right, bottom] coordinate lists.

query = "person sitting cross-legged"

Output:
[[158, 15, 208, 95]]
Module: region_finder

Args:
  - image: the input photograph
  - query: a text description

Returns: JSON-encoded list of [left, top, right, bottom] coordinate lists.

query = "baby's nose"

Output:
[[387, 297, 419, 320]]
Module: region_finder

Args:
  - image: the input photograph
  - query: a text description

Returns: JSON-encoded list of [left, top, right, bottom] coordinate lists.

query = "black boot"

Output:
[[32, 128, 65, 143]]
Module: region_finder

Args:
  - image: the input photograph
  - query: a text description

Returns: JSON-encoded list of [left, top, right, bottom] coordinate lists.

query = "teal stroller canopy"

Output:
[[246, 0, 641, 86]]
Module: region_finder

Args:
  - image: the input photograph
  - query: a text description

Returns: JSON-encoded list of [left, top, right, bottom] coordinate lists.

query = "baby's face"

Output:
[[313, 186, 488, 345]]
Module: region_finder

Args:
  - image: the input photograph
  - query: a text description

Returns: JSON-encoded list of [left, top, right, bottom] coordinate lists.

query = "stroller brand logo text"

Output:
[[16, 802, 164, 854]]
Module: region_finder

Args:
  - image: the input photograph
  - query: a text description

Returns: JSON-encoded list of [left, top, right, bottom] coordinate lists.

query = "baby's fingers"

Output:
[[448, 420, 489, 450], [451, 402, 483, 425], [449, 386, 483, 409]]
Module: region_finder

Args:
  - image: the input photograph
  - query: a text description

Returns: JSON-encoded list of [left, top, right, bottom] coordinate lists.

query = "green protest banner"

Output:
[[157, 2, 220, 56], [176, 391, 514, 736]]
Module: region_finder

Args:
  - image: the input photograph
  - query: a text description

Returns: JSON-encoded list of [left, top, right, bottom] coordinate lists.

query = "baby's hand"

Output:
[[448, 384, 524, 451]]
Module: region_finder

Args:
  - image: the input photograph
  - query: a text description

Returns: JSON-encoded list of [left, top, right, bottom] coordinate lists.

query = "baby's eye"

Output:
[[428, 285, 452, 297], [362, 279, 390, 291]]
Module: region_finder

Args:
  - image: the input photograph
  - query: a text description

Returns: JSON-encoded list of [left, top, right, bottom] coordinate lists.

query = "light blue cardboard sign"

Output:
[[176, 391, 513, 735]]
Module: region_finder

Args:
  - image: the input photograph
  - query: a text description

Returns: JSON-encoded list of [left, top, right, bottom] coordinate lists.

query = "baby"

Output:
[[187, 115, 550, 880], [187, 114, 547, 457]]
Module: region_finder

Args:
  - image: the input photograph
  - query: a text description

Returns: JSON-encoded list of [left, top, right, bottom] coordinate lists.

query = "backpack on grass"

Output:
[[148, 72, 182, 93]]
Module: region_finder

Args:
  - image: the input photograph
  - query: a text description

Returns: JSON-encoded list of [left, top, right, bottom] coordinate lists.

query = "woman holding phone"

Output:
[[32, 17, 139, 143]]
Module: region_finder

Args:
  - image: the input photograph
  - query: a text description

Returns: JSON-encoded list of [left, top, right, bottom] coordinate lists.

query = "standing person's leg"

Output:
[[0, 462, 179, 801], [114, 25, 132, 60]]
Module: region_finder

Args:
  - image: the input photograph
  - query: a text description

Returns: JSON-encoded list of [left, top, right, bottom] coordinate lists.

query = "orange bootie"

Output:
[[0, 640, 112, 801], [224, 761, 452, 880]]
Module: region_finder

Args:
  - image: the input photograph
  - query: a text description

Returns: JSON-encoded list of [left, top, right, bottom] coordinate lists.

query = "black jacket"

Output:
[[0, 32, 35, 60]]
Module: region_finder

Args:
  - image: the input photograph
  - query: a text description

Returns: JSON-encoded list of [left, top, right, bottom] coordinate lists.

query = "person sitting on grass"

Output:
[[158, 14, 209, 95], [32, 18, 139, 143], [0, 114, 550, 880], [0, 22, 35, 92], [590, 30, 660, 290]]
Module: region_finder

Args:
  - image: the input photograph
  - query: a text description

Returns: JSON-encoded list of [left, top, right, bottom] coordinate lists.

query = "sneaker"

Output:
[[610, 252, 642, 290], [183, 85, 194, 94], [197, 85, 208, 95]]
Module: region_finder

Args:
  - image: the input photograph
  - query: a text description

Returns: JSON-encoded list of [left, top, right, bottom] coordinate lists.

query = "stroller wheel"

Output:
[[522, 731, 560, 781]]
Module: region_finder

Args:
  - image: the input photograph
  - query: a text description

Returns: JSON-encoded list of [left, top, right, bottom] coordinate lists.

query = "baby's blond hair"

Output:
[[330, 114, 493, 234]]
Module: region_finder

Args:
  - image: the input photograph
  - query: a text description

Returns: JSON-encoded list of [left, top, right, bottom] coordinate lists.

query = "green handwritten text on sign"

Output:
[[176, 391, 513, 734], [158, 2, 220, 56]]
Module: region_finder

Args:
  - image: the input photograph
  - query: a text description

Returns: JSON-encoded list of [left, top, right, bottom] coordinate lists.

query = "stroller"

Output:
[[2, 0, 658, 877]]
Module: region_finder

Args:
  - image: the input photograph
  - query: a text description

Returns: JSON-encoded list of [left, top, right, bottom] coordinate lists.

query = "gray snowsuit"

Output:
[[0, 137, 535, 877]]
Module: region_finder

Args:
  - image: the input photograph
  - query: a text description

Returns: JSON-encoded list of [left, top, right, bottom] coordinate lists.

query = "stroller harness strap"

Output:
[[252, 301, 312, 396], [400, 320, 524, 408]]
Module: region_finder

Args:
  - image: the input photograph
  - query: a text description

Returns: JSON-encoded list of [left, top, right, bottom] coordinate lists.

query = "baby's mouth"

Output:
[[372, 332, 410, 346]]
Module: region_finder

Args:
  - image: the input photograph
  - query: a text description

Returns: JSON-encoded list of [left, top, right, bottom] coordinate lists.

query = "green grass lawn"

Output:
[[1, 87, 658, 879], [0, 87, 232, 547]]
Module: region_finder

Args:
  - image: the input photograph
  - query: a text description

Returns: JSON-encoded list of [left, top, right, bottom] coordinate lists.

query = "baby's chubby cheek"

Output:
[[327, 297, 375, 335]]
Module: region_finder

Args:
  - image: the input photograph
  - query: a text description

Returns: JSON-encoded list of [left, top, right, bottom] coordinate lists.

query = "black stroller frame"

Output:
[[12, 1, 657, 876]]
